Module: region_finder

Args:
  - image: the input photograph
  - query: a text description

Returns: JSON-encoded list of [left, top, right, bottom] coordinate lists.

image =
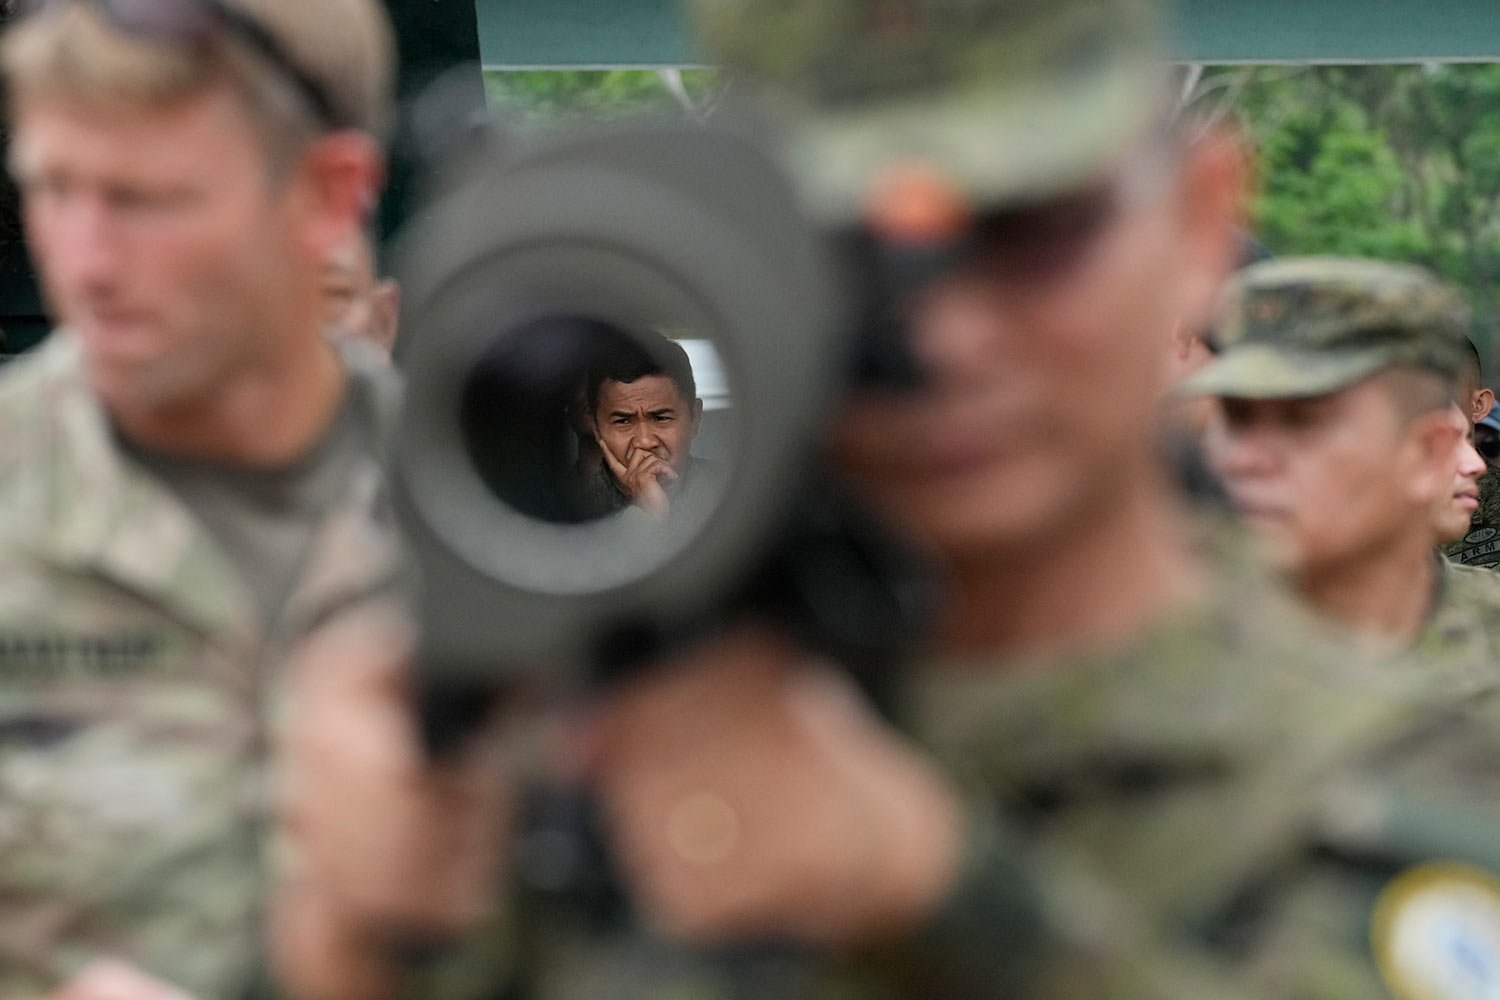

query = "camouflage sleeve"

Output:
[[856, 698, 1500, 1000], [849, 813, 1270, 1000]]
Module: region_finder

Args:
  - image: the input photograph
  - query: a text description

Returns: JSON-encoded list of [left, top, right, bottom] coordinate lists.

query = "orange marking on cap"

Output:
[[865, 163, 973, 244]]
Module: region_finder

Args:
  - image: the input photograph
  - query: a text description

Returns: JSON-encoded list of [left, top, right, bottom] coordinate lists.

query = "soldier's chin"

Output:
[[1245, 522, 1304, 573], [1434, 511, 1471, 547], [86, 358, 205, 414]]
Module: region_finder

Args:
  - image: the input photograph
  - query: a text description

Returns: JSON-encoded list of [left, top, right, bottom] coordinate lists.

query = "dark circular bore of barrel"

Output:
[[462, 314, 722, 527], [459, 314, 644, 525]]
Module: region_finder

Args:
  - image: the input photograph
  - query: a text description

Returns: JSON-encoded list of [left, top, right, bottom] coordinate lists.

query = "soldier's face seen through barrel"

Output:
[[595, 375, 702, 481], [828, 135, 1246, 556], [458, 317, 731, 529]]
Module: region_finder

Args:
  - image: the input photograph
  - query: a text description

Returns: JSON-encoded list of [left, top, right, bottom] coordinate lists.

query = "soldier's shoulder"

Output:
[[1189, 522, 1358, 669], [0, 335, 82, 400], [0, 337, 84, 466], [1443, 556, 1500, 600], [1429, 557, 1500, 682]]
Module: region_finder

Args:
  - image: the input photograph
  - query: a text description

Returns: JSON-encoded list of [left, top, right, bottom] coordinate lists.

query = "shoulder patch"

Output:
[[1373, 862, 1500, 1000]]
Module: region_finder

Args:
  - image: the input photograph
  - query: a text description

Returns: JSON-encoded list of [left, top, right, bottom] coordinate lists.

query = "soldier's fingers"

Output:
[[645, 463, 678, 491], [626, 447, 659, 476], [626, 454, 665, 486], [598, 438, 629, 479]]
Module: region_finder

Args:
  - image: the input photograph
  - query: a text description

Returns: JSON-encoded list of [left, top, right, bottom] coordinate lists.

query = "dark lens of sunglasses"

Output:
[[1476, 427, 1500, 465], [971, 184, 1119, 283]]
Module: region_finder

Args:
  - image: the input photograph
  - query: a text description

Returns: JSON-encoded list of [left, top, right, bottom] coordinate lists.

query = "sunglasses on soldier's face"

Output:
[[1476, 424, 1500, 469], [977, 141, 1180, 286], [19, 0, 339, 127], [967, 183, 1128, 284]]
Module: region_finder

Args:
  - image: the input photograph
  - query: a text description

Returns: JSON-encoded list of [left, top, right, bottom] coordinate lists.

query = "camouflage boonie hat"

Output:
[[688, 0, 1172, 223], [1183, 258, 1473, 400]]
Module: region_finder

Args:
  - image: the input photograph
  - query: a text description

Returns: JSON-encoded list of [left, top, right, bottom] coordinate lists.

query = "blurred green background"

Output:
[[483, 65, 1500, 363]]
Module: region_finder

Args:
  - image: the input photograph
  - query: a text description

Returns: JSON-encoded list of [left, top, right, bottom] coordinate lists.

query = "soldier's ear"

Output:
[[294, 131, 386, 267], [1472, 388, 1495, 424]]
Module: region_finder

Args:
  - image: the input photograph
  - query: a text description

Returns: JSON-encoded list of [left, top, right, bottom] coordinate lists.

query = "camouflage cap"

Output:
[[688, 0, 1172, 223], [1183, 258, 1473, 400]]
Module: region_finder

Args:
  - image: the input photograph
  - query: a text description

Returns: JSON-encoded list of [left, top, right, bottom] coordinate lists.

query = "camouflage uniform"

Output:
[[0, 335, 404, 997], [885, 566, 1500, 1000], [471, 538, 1500, 1000], [1416, 555, 1500, 696]]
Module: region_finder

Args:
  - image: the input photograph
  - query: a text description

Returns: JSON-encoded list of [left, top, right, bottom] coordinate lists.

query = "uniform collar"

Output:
[[7, 334, 402, 640]]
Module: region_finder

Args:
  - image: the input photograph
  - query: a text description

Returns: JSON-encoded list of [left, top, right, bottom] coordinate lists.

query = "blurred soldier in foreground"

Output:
[[279, 2, 1500, 1000], [1193, 259, 1500, 679], [321, 227, 400, 357], [0, 0, 399, 995]]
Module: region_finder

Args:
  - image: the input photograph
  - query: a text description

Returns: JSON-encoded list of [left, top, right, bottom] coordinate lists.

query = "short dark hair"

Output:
[[587, 328, 698, 417], [1375, 366, 1457, 426], [1463, 336, 1483, 383]]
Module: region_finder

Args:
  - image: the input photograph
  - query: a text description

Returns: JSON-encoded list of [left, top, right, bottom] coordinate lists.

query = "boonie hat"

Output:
[[689, 0, 1172, 223], [1184, 257, 1473, 400]]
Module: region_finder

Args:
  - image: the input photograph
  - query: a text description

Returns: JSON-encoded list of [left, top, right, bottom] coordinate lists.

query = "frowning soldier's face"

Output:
[[594, 375, 703, 483]]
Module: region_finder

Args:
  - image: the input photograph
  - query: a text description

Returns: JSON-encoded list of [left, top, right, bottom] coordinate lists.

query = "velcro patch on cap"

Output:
[[1372, 863, 1500, 1000]]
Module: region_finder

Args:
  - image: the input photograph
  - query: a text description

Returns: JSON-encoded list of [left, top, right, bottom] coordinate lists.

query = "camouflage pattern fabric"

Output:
[[0, 335, 405, 997], [872, 550, 1500, 1000], [1290, 553, 1500, 704], [688, 0, 1169, 222], [1444, 466, 1500, 568], [1412, 554, 1500, 696], [435, 530, 1500, 1000], [1184, 258, 1474, 400]]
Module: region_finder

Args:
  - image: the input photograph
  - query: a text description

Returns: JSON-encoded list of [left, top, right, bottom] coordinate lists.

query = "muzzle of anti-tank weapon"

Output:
[[391, 121, 837, 672], [390, 120, 937, 753]]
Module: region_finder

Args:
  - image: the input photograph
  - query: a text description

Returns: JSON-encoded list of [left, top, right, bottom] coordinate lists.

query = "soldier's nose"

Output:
[[907, 275, 1010, 388], [1212, 429, 1278, 480], [48, 201, 125, 299]]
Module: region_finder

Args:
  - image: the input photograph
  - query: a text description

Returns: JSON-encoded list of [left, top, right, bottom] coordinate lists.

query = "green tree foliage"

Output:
[[1215, 64, 1500, 353], [483, 69, 722, 125], [491, 68, 1500, 357]]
